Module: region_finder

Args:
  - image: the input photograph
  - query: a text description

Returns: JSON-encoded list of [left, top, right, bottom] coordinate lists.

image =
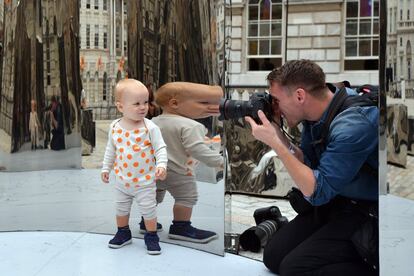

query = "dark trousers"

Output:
[[263, 198, 378, 276]]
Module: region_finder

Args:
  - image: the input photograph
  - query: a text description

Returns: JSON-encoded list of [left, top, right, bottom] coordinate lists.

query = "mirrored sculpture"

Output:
[[0, 0, 82, 171], [1, 0, 224, 257]]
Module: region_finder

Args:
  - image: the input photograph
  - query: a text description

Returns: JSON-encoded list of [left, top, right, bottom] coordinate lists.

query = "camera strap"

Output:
[[310, 87, 378, 176]]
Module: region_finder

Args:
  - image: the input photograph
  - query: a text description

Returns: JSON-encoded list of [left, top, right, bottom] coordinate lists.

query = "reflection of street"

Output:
[[388, 155, 414, 200], [82, 120, 111, 169], [386, 97, 414, 200], [387, 97, 414, 116], [0, 146, 81, 171]]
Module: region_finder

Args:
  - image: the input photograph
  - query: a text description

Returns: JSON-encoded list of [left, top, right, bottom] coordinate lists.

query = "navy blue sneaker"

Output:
[[144, 232, 161, 255], [168, 221, 218, 243], [139, 217, 163, 234], [108, 228, 132, 249]]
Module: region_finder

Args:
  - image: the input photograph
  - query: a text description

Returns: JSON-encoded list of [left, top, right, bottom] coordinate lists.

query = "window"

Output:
[[407, 41, 412, 80], [124, 40, 127, 54], [103, 0, 107, 11], [95, 72, 99, 102], [247, 0, 283, 71], [103, 25, 108, 49], [116, 26, 121, 49], [94, 0, 99, 10], [400, 9, 403, 21], [103, 72, 108, 101], [345, 0, 379, 70], [116, 0, 121, 13], [94, 25, 99, 48], [86, 24, 90, 48], [400, 37, 403, 47], [86, 0, 91, 9], [408, 10, 410, 20]]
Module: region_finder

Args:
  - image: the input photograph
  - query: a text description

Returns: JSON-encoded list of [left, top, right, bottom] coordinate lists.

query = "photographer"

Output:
[[244, 60, 378, 275]]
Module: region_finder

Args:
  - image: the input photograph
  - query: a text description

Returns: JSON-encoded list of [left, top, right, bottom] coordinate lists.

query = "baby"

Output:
[[101, 79, 167, 254], [152, 82, 224, 243]]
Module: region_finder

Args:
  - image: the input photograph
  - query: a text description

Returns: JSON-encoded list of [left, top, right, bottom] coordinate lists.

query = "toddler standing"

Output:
[[101, 79, 167, 254]]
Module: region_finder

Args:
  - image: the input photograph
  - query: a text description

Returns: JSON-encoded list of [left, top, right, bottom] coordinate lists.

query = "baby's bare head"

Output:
[[155, 82, 222, 108], [115, 79, 148, 103]]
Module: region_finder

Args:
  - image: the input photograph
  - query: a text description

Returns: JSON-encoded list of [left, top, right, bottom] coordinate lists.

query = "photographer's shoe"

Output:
[[139, 217, 163, 234], [168, 221, 218, 243], [108, 227, 132, 249], [144, 232, 161, 255]]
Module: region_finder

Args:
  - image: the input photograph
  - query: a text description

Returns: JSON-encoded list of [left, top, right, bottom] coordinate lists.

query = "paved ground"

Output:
[[388, 155, 414, 200]]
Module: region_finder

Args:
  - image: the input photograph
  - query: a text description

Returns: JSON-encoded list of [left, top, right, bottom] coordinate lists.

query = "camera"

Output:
[[218, 92, 274, 124], [239, 206, 288, 252]]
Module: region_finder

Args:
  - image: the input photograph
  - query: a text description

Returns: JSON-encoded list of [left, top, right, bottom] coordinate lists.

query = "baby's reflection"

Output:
[[152, 82, 224, 244]]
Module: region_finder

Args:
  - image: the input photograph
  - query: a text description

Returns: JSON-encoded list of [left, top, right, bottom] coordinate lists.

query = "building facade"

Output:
[[79, 0, 128, 120], [386, 0, 414, 98], [227, 0, 379, 90]]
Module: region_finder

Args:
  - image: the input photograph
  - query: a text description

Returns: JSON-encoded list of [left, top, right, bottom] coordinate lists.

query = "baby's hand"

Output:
[[155, 167, 167, 180], [101, 172, 110, 183]]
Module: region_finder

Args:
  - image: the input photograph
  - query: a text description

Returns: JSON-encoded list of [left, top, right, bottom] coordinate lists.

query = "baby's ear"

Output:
[[116, 101, 123, 111], [168, 98, 179, 109]]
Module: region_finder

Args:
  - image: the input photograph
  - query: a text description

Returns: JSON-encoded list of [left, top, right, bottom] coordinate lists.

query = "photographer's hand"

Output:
[[245, 110, 281, 147], [246, 110, 315, 198]]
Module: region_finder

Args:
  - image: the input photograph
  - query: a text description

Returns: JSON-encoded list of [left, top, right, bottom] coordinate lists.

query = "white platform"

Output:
[[0, 169, 224, 255], [379, 194, 414, 276], [0, 231, 272, 276]]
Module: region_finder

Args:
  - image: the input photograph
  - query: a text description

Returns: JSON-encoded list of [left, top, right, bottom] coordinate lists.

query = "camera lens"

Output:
[[218, 98, 250, 121], [218, 92, 273, 123], [239, 220, 279, 252]]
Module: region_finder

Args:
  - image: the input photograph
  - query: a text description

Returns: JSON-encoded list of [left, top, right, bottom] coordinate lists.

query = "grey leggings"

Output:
[[156, 171, 198, 208], [114, 182, 157, 220]]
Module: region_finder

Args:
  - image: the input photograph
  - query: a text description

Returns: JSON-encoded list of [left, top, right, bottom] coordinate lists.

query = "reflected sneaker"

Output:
[[139, 217, 163, 234], [108, 227, 132, 249], [144, 232, 161, 255], [168, 221, 218, 243]]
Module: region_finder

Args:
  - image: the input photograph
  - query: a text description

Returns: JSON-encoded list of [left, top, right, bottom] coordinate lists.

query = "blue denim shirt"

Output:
[[300, 89, 378, 206]]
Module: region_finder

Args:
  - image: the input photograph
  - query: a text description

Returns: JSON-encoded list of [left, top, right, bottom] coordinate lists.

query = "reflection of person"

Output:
[[245, 60, 378, 275], [152, 82, 224, 243], [43, 105, 52, 149], [101, 79, 167, 255], [80, 88, 87, 109], [49, 96, 65, 151], [29, 99, 41, 150]]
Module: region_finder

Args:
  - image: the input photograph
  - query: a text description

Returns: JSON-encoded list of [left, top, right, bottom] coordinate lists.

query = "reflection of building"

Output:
[[80, 0, 220, 120], [79, 0, 128, 120], [215, 0, 225, 81], [0, 0, 3, 41], [387, 0, 414, 98], [128, 0, 218, 88], [227, 0, 379, 88], [0, 1, 81, 153]]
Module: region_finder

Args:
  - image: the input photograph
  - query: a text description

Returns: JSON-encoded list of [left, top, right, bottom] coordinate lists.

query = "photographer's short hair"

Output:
[[267, 59, 326, 98]]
